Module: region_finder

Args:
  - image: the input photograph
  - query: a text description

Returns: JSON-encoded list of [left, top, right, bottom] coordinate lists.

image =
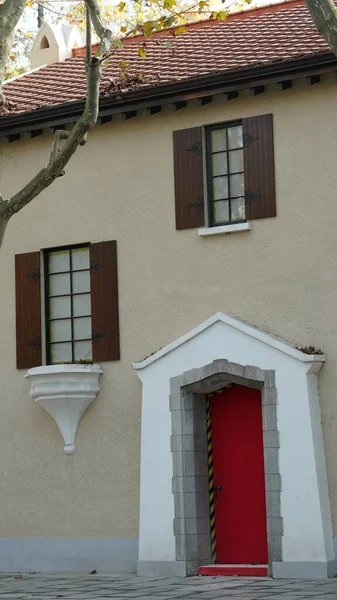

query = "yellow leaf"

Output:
[[138, 47, 147, 58], [118, 2, 126, 11]]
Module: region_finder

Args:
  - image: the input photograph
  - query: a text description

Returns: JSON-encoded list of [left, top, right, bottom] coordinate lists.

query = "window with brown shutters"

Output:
[[173, 114, 276, 229], [15, 240, 120, 368]]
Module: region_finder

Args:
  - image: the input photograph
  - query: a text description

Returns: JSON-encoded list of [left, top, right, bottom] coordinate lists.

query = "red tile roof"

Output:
[[1, 0, 331, 117]]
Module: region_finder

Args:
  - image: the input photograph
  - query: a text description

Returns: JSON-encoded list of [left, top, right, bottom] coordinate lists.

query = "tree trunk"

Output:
[[305, 0, 337, 56], [0, 0, 27, 105]]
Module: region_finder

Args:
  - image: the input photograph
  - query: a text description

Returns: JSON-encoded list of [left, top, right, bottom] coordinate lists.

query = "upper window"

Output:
[[173, 114, 276, 231], [45, 245, 92, 364], [206, 122, 245, 226]]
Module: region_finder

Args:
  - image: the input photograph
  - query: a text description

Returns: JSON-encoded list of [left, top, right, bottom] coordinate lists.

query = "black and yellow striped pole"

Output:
[[206, 393, 217, 564], [206, 384, 234, 564]]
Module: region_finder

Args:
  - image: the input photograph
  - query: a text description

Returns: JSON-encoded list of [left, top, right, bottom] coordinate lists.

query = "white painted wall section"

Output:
[[134, 313, 333, 572]]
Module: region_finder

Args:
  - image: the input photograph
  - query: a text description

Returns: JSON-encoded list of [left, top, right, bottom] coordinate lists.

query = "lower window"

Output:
[[45, 245, 92, 364]]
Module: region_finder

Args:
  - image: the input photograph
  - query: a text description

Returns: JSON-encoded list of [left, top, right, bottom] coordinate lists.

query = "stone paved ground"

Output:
[[0, 575, 336, 600]]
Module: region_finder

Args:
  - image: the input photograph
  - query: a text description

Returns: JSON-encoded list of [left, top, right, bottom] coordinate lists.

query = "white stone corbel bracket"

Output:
[[25, 364, 103, 454]]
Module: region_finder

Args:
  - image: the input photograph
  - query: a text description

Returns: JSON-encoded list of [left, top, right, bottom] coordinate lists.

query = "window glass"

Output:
[[46, 246, 92, 364], [207, 123, 245, 225]]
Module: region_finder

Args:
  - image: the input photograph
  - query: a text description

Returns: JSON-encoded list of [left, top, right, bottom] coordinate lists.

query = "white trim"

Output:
[[198, 222, 251, 236], [133, 312, 325, 370]]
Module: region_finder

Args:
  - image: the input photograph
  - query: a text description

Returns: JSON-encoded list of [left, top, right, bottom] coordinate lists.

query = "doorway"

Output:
[[209, 385, 268, 565]]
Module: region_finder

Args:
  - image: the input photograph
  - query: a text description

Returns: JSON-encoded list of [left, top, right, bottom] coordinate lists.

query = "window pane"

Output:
[[49, 273, 70, 297], [73, 317, 92, 341], [230, 173, 244, 197], [50, 319, 72, 343], [50, 342, 72, 363], [72, 247, 90, 271], [211, 129, 227, 152], [213, 200, 229, 224], [49, 296, 71, 319], [231, 197, 246, 221], [227, 126, 243, 150], [212, 152, 228, 177], [213, 176, 228, 201], [73, 294, 91, 317], [74, 340, 92, 362], [49, 250, 70, 274], [72, 271, 90, 294], [229, 149, 243, 173]]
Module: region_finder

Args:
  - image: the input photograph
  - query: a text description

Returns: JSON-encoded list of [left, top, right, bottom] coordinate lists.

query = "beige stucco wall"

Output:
[[0, 74, 337, 539]]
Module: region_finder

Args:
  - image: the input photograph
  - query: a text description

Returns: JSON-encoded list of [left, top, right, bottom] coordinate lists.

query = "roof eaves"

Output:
[[0, 50, 335, 138]]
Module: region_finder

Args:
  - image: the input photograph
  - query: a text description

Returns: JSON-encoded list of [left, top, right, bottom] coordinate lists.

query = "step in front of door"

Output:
[[198, 564, 268, 577]]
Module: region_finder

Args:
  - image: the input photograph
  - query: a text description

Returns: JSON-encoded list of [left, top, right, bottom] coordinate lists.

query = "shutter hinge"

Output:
[[186, 141, 202, 155], [92, 330, 107, 343], [243, 133, 259, 147], [90, 260, 104, 273], [26, 268, 40, 281], [28, 336, 41, 350], [188, 197, 204, 211], [245, 190, 260, 204]]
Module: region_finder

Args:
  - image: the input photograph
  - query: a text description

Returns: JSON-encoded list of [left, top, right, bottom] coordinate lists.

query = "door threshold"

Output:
[[198, 564, 268, 577]]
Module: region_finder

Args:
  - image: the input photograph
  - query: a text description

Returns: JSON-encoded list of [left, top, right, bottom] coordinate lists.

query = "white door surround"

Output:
[[133, 313, 336, 579]]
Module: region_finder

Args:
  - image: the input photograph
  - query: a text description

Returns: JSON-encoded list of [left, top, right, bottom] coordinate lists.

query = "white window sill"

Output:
[[198, 222, 251, 237]]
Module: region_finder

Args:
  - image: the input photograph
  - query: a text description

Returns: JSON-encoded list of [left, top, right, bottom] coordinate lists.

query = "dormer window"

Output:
[[40, 35, 49, 49]]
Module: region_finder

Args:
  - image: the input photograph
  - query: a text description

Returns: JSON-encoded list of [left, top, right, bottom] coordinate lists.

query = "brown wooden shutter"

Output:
[[243, 114, 276, 220], [173, 127, 205, 230], [90, 240, 120, 362], [15, 251, 42, 369]]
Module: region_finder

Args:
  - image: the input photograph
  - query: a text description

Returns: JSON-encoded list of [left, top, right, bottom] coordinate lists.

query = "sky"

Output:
[[21, 0, 284, 32]]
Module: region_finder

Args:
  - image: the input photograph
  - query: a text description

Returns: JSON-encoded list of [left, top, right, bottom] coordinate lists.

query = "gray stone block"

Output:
[[182, 435, 195, 452], [184, 518, 198, 535], [173, 493, 185, 519], [262, 404, 278, 432], [268, 533, 282, 561], [182, 451, 196, 477], [196, 491, 211, 518], [266, 490, 281, 518], [171, 410, 182, 435], [226, 361, 245, 378], [173, 518, 185, 536], [186, 560, 199, 575], [181, 410, 194, 435], [172, 452, 184, 477], [244, 365, 264, 382], [183, 493, 197, 518], [264, 370, 276, 388], [172, 476, 184, 493], [264, 447, 279, 474], [263, 430, 279, 448], [185, 534, 198, 560], [171, 435, 183, 452], [192, 434, 207, 453], [263, 387, 277, 405], [170, 376, 183, 394], [181, 392, 194, 411], [197, 533, 211, 561], [265, 473, 281, 491], [267, 517, 283, 535], [183, 368, 201, 386], [169, 394, 182, 411], [197, 516, 211, 534], [194, 450, 208, 477], [175, 535, 186, 560]]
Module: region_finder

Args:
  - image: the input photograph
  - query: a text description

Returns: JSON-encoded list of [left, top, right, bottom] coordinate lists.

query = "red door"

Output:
[[210, 385, 268, 565]]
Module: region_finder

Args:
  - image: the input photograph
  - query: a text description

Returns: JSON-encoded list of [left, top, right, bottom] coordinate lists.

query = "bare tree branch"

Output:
[[0, 0, 26, 105], [0, 3, 113, 250], [305, 0, 337, 55], [85, 0, 113, 54]]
